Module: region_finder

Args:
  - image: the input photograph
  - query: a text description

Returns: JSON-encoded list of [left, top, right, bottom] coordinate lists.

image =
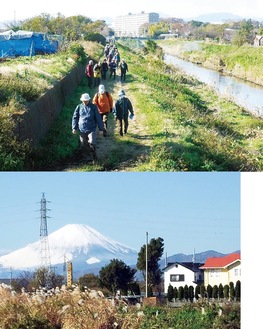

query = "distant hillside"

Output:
[[160, 249, 241, 268], [193, 12, 244, 23]]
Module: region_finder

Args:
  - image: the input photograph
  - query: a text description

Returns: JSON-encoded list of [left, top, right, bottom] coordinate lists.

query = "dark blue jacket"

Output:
[[72, 102, 104, 133], [114, 96, 133, 120]]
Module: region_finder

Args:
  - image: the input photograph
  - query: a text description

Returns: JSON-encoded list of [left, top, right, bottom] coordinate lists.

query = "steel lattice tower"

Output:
[[39, 193, 51, 268]]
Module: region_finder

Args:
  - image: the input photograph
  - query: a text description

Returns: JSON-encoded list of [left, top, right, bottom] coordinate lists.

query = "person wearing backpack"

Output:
[[92, 84, 113, 136], [114, 89, 134, 137], [120, 59, 128, 82]]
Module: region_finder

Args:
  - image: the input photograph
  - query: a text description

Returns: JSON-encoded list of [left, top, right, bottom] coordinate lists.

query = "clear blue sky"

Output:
[[0, 0, 261, 23], [0, 172, 240, 257]]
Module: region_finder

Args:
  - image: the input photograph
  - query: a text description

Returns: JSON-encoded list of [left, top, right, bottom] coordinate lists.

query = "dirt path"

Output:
[[65, 75, 153, 172]]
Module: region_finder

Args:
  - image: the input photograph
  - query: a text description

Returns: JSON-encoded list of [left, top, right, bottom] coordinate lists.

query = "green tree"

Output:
[[178, 286, 184, 301], [232, 19, 254, 46], [32, 267, 64, 289], [98, 259, 136, 296], [223, 284, 229, 300], [229, 282, 235, 301], [212, 285, 218, 300], [188, 285, 194, 302], [218, 283, 224, 299], [195, 285, 201, 300], [136, 237, 164, 294], [167, 284, 174, 302], [173, 286, 178, 300], [207, 284, 213, 299], [147, 22, 169, 38], [200, 284, 205, 298], [78, 273, 99, 291], [21, 13, 51, 33], [184, 284, 189, 301], [235, 280, 241, 302]]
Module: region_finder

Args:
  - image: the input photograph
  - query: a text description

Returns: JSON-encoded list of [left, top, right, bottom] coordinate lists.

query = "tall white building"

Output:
[[114, 11, 159, 37]]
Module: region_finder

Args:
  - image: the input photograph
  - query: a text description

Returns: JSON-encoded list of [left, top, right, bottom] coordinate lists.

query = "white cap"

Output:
[[80, 93, 91, 101], [99, 84, 105, 94]]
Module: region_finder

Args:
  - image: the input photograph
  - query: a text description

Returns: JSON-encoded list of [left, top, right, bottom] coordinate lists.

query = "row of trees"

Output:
[[6, 13, 113, 43], [167, 281, 241, 302], [5, 12, 259, 47], [141, 18, 260, 46]]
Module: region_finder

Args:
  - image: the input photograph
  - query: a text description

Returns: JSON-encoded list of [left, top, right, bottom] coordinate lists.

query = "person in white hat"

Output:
[[72, 93, 104, 162], [114, 89, 134, 137], [93, 84, 113, 136]]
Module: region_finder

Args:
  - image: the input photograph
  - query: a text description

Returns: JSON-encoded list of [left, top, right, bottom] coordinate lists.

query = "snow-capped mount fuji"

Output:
[[0, 224, 138, 274]]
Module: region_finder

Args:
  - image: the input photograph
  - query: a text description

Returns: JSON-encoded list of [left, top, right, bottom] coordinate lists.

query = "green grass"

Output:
[[2, 39, 263, 171], [31, 40, 263, 171]]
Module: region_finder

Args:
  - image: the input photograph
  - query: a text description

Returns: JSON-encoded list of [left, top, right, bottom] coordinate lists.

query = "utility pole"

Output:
[[145, 231, 148, 298], [39, 193, 51, 269]]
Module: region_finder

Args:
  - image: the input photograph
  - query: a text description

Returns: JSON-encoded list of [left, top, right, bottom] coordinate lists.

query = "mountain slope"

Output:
[[0, 224, 138, 270]]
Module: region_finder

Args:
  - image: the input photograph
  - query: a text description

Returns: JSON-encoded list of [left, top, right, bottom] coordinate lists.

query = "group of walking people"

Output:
[[72, 85, 134, 163], [85, 44, 129, 88], [72, 42, 133, 164]]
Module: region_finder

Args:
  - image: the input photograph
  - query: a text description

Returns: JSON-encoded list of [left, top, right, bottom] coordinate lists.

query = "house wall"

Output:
[[228, 262, 241, 284], [164, 264, 197, 293], [203, 261, 241, 287]]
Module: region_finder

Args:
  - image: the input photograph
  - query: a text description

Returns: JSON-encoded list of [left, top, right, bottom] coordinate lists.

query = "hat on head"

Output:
[[80, 93, 91, 101], [118, 89, 125, 96], [99, 84, 105, 94]]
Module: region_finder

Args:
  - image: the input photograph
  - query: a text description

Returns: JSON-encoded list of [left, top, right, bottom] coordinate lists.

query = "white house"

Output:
[[199, 253, 241, 287], [163, 262, 204, 294]]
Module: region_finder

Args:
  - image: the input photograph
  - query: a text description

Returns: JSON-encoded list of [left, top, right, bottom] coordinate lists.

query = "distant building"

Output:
[[114, 11, 159, 37]]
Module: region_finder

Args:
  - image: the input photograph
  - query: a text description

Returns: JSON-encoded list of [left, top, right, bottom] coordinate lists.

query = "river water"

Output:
[[164, 54, 263, 118]]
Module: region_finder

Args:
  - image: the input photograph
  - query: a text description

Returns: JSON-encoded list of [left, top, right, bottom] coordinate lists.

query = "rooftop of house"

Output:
[[200, 252, 241, 269]]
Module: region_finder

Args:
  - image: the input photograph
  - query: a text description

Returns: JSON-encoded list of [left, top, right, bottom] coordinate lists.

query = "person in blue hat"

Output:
[[114, 89, 134, 137]]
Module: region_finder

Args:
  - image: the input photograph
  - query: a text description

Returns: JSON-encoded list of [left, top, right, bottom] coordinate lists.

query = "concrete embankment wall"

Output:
[[15, 62, 87, 147]]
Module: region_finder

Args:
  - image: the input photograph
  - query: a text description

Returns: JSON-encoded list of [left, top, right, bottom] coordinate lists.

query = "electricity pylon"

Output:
[[39, 193, 51, 269]]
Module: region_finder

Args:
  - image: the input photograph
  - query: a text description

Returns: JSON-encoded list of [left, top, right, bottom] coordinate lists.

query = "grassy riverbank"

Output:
[[2, 39, 263, 171], [158, 39, 263, 86], [31, 39, 263, 171]]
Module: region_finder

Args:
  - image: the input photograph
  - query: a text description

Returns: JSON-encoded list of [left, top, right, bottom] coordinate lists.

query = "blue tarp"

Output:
[[0, 30, 59, 58]]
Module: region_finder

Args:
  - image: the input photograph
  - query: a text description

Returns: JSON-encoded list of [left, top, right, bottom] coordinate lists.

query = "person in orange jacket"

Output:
[[92, 84, 113, 136]]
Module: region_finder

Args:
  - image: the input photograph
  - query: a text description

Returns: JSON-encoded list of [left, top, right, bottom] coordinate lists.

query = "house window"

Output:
[[234, 269, 240, 276], [210, 269, 220, 277], [170, 274, 185, 282]]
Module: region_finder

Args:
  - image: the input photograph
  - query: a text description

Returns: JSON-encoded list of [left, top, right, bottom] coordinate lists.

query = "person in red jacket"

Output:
[[93, 84, 113, 136], [85, 60, 94, 89]]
